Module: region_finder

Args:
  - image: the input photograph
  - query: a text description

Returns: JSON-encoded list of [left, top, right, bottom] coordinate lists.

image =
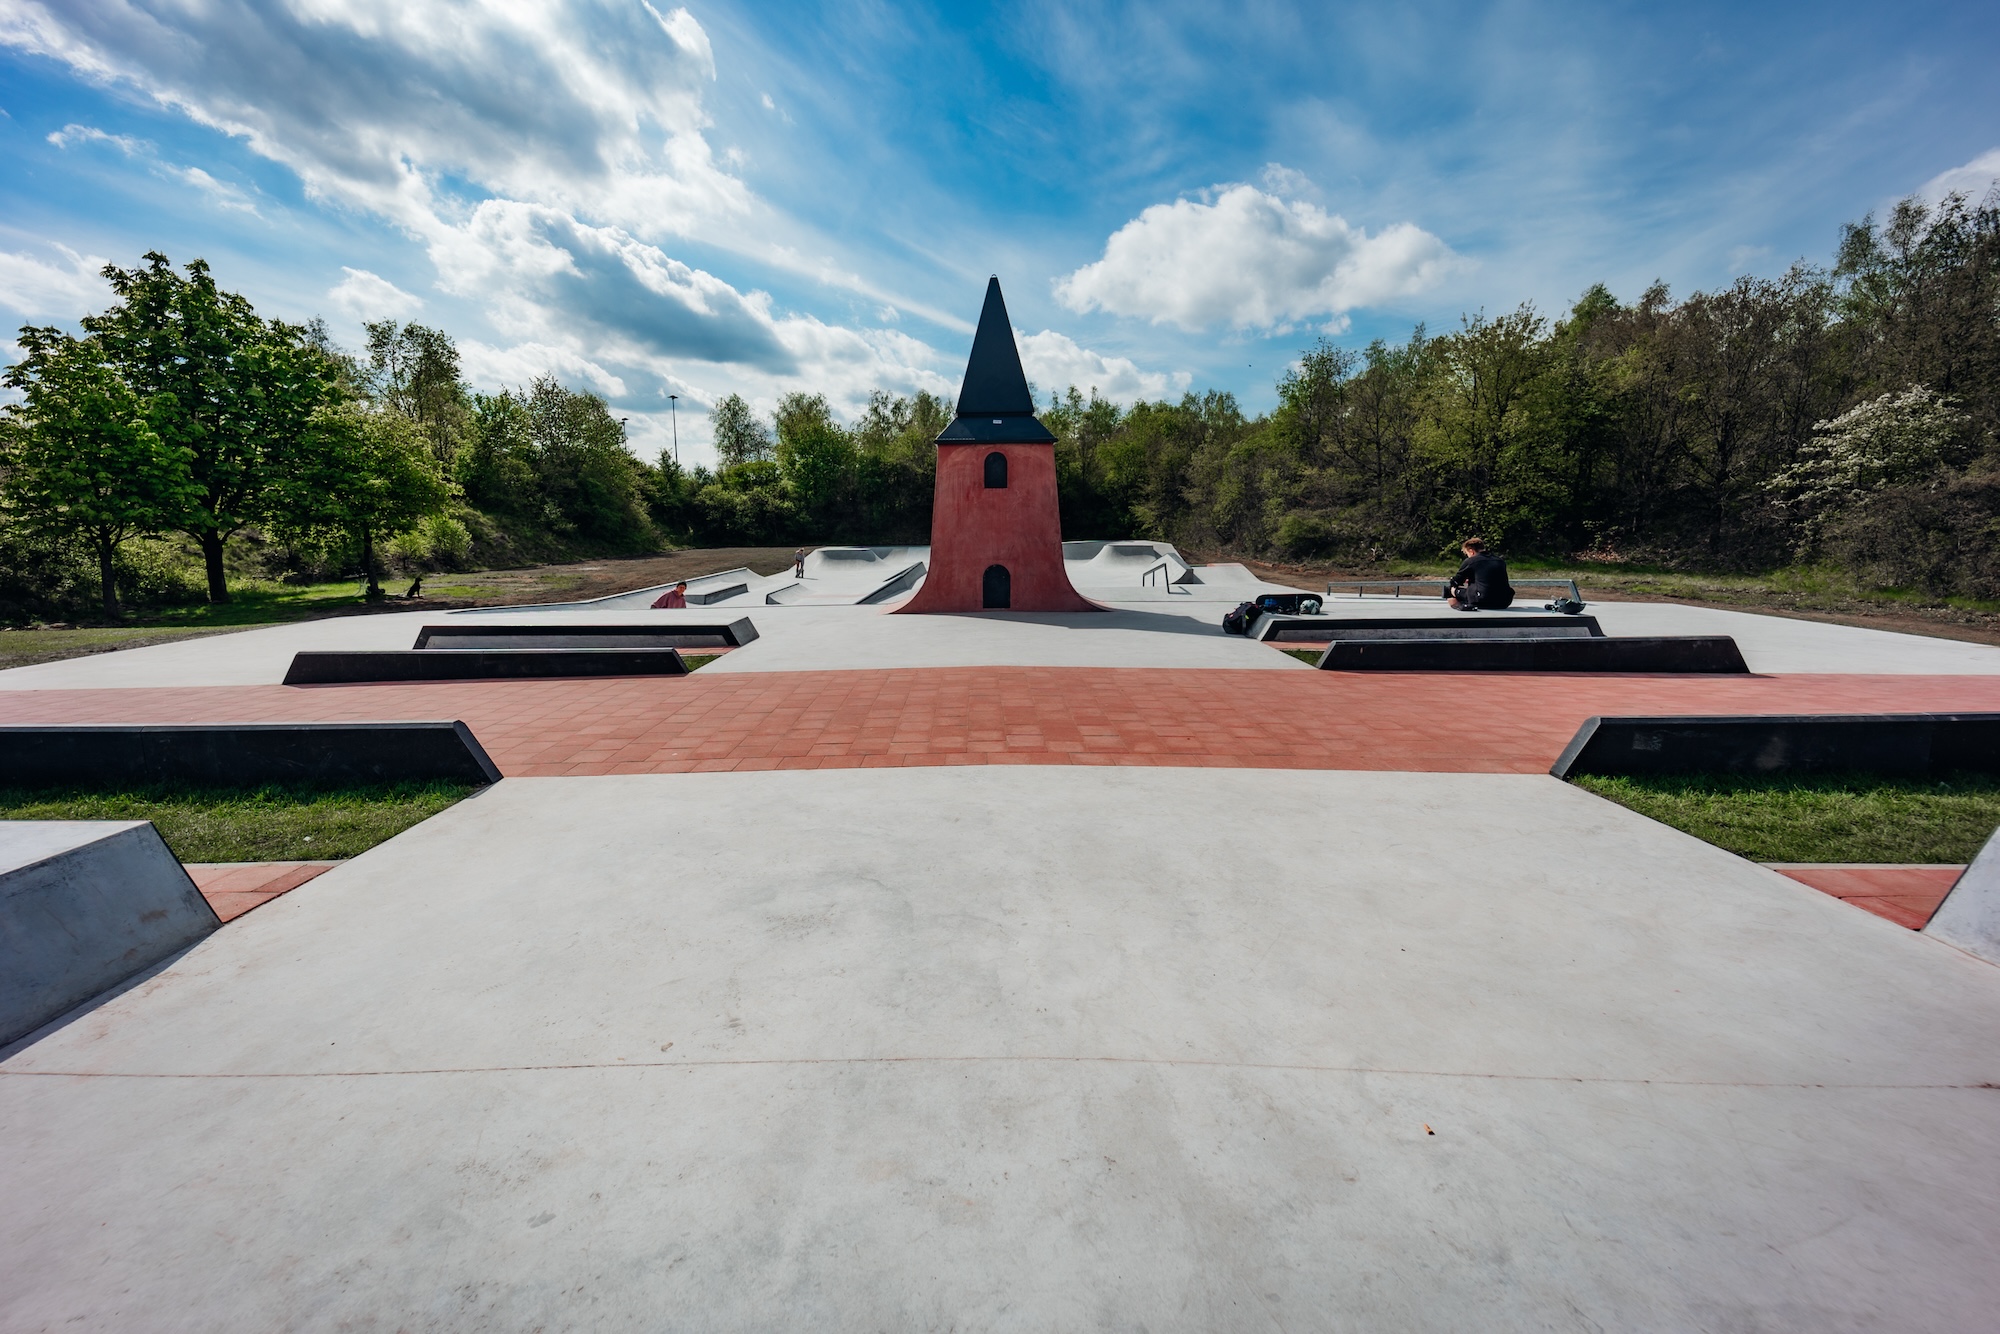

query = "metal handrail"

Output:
[[1142, 559, 1189, 592], [1325, 577, 1582, 602]]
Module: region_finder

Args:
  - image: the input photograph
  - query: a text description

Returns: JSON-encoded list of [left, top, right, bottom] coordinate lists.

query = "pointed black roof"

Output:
[[936, 276, 1056, 444]]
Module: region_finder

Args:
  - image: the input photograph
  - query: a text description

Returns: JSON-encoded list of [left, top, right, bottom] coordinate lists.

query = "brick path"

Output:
[[185, 862, 338, 922], [6, 669, 2000, 776], [1769, 864, 1966, 930]]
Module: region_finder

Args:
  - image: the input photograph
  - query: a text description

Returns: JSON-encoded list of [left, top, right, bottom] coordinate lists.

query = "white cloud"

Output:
[[0, 243, 110, 318], [170, 164, 259, 214], [1, 0, 959, 393], [1017, 329, 1190, 403], [458, 338, 629, 399], [1917, 148, 2000, 205], [48, 120, 259, 213], [46, 122, 144, 154], [329, 267, 423, 322], [1056, 181, 1461, 331], [5, 1, 747, 241]]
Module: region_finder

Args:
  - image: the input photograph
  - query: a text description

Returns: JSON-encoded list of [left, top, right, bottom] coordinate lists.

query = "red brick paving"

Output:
[[185, 862, 338, 922], [1770, 864, 1965, 930], [4, 669, 2000, 777]]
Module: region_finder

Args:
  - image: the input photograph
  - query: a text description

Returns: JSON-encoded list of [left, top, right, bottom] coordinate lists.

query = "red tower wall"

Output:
[[896, 443, 1098, 613]]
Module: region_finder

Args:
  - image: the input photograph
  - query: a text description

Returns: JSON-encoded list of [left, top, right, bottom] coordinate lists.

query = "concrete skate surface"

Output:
[[5, 767, 1997, 1330]]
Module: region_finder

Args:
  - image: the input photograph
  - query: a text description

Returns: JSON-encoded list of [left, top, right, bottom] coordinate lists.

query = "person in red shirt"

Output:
[[651, 581, 688, 609]]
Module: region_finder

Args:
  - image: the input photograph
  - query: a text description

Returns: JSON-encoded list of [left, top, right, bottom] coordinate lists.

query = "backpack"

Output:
[[1222, 602, 1255, 635], [1543, 596, 1588, 615]]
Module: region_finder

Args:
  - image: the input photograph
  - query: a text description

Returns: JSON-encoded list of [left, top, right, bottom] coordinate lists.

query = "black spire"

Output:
[[937, 276, 1056, 444]]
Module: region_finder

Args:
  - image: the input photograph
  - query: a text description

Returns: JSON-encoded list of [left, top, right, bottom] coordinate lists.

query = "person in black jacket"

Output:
[[1444, 537, 1514, 610]]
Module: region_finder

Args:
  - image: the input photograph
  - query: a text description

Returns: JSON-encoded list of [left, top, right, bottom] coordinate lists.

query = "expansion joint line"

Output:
[[3, 1054, 1996, 1091]]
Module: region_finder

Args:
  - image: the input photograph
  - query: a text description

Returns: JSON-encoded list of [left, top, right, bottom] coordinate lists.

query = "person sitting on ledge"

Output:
[[1444, 538, 1513, 611], [651, 580, 689, 609]]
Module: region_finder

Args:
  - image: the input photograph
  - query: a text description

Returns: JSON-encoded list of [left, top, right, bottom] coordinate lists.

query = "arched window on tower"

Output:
[[982, 564, 1011, 609], [983, 451, 1008, 489]]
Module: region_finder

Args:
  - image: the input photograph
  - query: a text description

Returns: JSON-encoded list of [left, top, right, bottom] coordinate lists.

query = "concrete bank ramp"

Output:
[[765, 548, 928, 605], [1926, 825, 2000, 965], [1, 821, 217, 1045]]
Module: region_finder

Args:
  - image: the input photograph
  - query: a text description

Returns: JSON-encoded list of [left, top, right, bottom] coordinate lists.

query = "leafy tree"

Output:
[[366, 320, 471, 465], [1770, 386, 1970, 545], [774, 392, 855, 527], [710, 393, 773, 468], [459, 378, 653, 546], [0, 329, 198, 617], [83, 253, 334, 602], [272, 401, 453, 599]]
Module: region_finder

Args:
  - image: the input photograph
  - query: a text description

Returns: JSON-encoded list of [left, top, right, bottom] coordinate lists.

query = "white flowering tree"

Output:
[[1769, 385, 1969, 545]]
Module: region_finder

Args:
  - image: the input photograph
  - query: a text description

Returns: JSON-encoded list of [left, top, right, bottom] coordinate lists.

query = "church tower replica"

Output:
[[896, 278, 1098, 614]]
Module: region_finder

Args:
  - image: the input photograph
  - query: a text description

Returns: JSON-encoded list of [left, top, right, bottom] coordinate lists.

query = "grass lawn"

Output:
[[1571, 772, 2000, 864], [0, 625, 246, 671], [1279, 647, 1321, 664], [0, 782, 477, 863]]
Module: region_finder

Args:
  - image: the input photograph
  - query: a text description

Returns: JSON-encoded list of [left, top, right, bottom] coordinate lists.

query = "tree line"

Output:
[[665, 191, 2000, 603], [4, 192, 1996, 621]]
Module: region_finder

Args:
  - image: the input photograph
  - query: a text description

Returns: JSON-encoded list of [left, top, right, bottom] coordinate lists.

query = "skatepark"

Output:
[[4, 284, 2000, 1331]]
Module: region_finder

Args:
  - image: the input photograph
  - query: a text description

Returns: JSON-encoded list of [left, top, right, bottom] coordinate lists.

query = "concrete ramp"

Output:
[[1065, 541, 1196, 587], [766, 548, 929, 605], [1925, 825, 2000, 966], [1, 821, 217, 1045]]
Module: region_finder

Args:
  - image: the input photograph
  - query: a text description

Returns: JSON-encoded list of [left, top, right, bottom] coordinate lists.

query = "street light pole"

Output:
[[668, 395, 679, 465]]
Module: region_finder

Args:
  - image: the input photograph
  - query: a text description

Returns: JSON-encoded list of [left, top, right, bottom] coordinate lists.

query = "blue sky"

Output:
[[2, 0, 1996, 467]]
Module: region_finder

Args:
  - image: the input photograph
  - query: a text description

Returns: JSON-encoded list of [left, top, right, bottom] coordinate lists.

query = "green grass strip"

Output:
[[0, 782, 476, 863], [1571, 772, 2000, 864]]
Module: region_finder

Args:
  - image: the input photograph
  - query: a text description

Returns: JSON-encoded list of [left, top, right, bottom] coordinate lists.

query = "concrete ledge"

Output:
[[686, 583, 748, 605], [1260, 614, 1603, 643], [860, 561, 928, 605], [1550, 712, 2000, 779], [0, 721, 503, 786], [1, 821, 218, 1045], [1317, 635, 1746, 673], [284, 648, 689, 684], [1924, 826, 2000, 965], [412, 619, 757, 649]]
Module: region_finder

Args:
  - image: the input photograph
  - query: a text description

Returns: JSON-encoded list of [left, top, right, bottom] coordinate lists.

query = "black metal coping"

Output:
[[1315, 635, 1747, 673], [1260, 614, 1603, 643], [0, 721, 502, 786], [1551, 712, 2000, 779], [284, 649, 689, 685], [413, 618, 757, 650]]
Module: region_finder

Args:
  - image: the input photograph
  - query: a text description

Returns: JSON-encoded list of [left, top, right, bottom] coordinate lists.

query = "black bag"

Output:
[[1543, 597, 1588, 615], [1222, 602, 1255, 635]]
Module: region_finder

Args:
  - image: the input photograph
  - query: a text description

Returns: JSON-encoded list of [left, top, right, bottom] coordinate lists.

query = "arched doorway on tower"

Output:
[[982, 564, 1011, 609]]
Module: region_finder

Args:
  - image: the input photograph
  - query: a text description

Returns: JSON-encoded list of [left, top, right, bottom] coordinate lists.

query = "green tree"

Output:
[[459, 378, 653, 548], [84, 253, 332, 603], [774, 392, 855, 529], [710, 393, 773, 468], [273, 401, 453, 599], [366, 320, 471, 465], [1, 328, 198, 617]]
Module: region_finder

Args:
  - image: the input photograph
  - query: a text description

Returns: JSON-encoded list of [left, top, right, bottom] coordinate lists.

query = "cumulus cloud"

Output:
[[329, 267, 423, 322], [1017, 329, 1189, 403], [5, 0, 742, 237], [1055, 181, 1461, 331], [0, 243, 110, 318], [1917, 148, 2000, 205], [2, 0, 963, 404]]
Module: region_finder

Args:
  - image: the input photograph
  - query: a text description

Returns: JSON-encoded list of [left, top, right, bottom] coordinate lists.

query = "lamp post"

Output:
[[668, 394, 679, 465]]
